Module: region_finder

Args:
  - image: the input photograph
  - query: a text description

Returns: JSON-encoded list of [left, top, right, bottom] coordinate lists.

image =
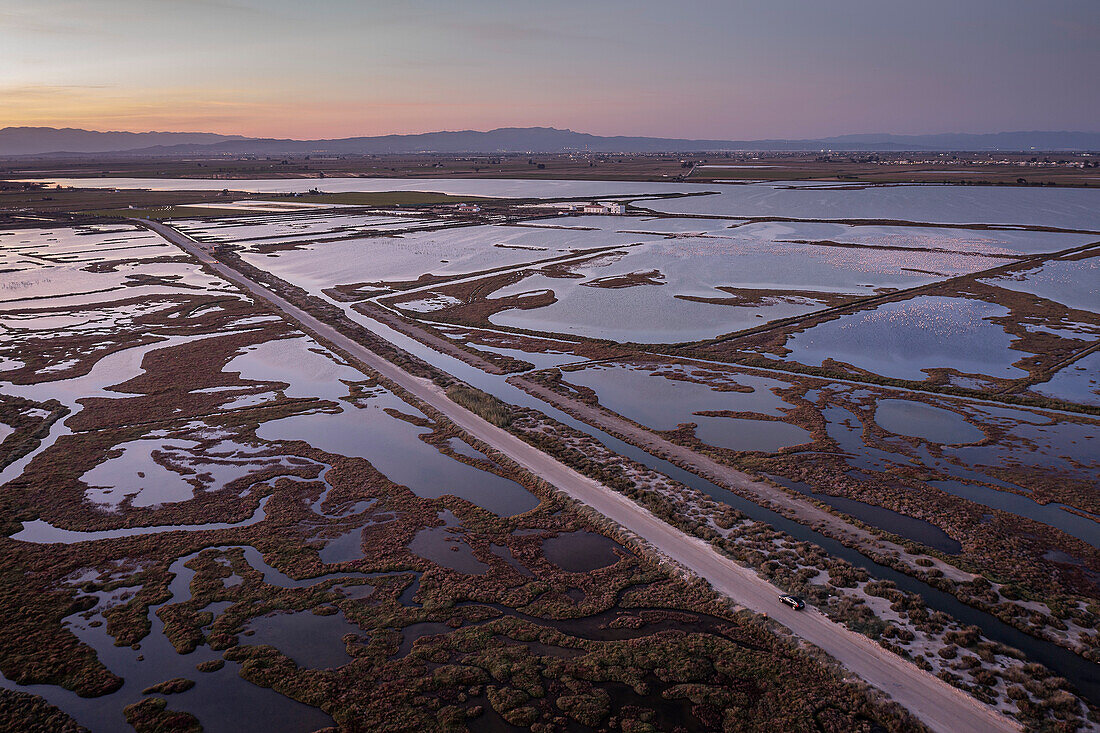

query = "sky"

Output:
[[2, 0, 1097, 140]]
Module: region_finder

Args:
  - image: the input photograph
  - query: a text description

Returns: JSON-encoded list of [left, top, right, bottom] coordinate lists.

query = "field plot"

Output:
[[531, 215, 1096, 256], [1031, 350, 1100, 406], [25, 176, 1100, 231], [175, 210, 447, 247], [180, 201, 345, 213], [555, 361, 812, 453], [979, 251, 1099, 314], [769, 295, 1031, 382], [0, 223, 921, 732], [389, 232, 1009, 343], [0, 224, 253, 389], [641, 182, 1100, 230], [0, 225, 173, 266], [520, 214, 745, 235], [729, 246, 1099, 391], [231, 220, 660, 299], [761, 222, 1098, 256]]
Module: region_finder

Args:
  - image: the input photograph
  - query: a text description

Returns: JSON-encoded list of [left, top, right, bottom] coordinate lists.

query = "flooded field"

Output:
[[640, 181, 1100, 230], [235, 221, 653, 300], [979, 251, 1099, 313], [0, 225, 234, 310], [3, 176, 1098, 730], [176, 211, 444, 245], [1032, 350, 1100, 406], [558, 362, 811, 451], [775, 295, 1030, 382], [532, 357, 1099, 560], [26, 176, 1100, 230], [481, 234, 999, 341], [539, 215, 1096, 257], [522, 214, 743, 234]]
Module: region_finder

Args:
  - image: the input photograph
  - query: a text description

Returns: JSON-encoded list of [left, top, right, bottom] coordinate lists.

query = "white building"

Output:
[[582, 201, 626, 215]]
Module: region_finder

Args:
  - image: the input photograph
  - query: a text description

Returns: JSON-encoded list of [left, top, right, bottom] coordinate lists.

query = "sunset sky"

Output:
[[2, 0, 1097, 139]]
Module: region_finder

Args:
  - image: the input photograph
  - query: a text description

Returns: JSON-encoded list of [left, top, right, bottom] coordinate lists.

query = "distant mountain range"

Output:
[[0, 127, 248, 156], [2, 126, 1098, 157]]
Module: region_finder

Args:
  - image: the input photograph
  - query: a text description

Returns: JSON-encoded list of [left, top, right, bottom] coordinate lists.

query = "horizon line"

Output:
[[5, 125, 1100, 141]]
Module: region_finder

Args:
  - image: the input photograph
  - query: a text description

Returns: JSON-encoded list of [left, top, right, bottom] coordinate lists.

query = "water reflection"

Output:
[[781, 296, 1029, 381]]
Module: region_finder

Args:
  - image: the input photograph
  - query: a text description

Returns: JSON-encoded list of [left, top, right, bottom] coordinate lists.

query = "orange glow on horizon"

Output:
[[3, 85, 621, 138]]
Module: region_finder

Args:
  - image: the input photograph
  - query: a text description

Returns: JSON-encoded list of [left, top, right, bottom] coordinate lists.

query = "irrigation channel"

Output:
[[348, 307, 1100, 706]]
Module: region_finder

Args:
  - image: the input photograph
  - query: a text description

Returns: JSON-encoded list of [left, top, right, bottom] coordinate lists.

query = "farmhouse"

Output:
[[582, 201, 626, 215]]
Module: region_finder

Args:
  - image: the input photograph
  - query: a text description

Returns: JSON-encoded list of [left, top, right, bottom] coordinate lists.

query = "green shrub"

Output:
[[446, 385, 513, 427]]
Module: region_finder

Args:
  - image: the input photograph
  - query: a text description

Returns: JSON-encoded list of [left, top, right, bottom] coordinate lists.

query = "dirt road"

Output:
[[141, 218, 1019, 733]]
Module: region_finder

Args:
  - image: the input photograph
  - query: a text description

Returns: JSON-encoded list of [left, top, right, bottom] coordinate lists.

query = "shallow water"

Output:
[[0, 230, 238, 319], [980, 253, 1099, 313], [0, 544, 349, 733], [463, 340, 588, 370], [796, 394, 1099, 546], [392, 622, 455, 659], [178, 212, 424, 244], [237, 222, 647, 300], [927, 479, 1099, 548], [526, 214, 740, 235], [694, 416, 813, 453], [848, 392, 1100, 547], [779, 296, 1029, 381], [560, 363, 811, 452], [768, 475, 961, 554], [0, 333, 229, 489], [318, 527, 367, 564], [489, 543, 535, 577], [488, 234, 995, 342], [226, 335, 367, 402], [567, 362, 794, 418], [0, 226, 169, 269], [79, 436, 277, 509], [408, 510, 489, 575], [542, 531, 622, 572], [445, 437, 489, 461], [257, 405, 538, 516], [816, 402, 910, 474], [25, 177, 1100, 230], [245, 610, 361, 669], [874, 399, 985, 444], [948, 417, 1097, 486], [231, 333, 538, 516], [746, 220, 1093, 256], [490, 277, 818, 342], [1031, 351, 1100, 406], [11, 496, 272, 543], [643, 182, 1100, 230]]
